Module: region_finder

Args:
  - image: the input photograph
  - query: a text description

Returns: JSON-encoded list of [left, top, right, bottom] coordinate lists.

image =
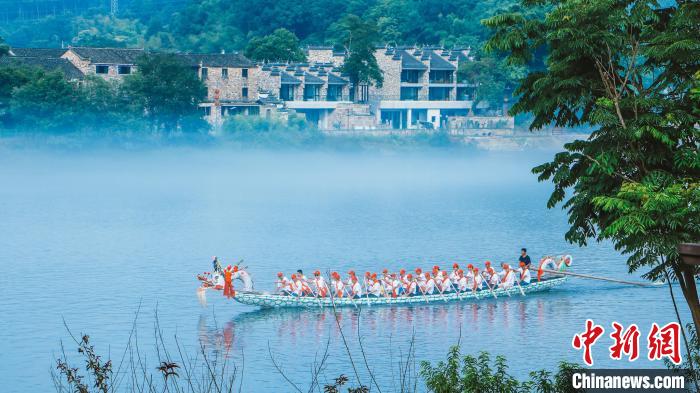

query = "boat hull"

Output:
[[232, 277, 567, 309]]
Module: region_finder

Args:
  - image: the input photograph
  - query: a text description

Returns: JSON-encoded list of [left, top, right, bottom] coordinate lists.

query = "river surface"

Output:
[[0, 147, 690, 392]]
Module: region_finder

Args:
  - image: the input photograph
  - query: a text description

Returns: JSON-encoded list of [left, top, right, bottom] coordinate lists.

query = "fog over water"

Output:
[[0, 147, 689, 392]]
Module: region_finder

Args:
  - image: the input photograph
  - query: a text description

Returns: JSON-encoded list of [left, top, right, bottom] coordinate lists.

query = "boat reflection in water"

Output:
[[197, 295, 563, 355]]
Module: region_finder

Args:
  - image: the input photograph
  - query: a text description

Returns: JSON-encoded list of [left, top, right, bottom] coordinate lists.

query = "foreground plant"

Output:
[[420, 346, 580, 393]]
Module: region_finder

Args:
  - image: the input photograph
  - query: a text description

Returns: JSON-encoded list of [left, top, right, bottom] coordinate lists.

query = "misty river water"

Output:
[[0, 147, 691, 392]]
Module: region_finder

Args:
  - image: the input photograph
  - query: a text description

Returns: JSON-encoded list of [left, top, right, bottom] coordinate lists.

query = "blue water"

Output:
[[0, 148, 690, 392]]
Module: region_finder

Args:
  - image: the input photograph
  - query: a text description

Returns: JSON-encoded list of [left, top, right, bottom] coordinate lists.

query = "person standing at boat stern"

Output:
[[518, 248, 531, 268]]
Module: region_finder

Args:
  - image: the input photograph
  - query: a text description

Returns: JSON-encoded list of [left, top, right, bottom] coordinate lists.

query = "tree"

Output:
[[244, 28, 306, 63], [338, 15, 383, 102], [10, 71, 88, 131], [484, 0, 700, 334], [122, 53, 207, 132], [71, 15, 145, 48], [457, 56, 525, 110], [0, 65, 39, 125]]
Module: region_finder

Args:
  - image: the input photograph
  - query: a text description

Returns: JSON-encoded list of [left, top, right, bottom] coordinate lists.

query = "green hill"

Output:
[[0, 0, 520, 51]]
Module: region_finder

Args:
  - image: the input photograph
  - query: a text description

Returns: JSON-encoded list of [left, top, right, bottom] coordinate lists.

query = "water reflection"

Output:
[[198, 295, 560, 356]]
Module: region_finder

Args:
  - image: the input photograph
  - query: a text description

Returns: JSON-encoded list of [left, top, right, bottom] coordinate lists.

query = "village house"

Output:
[[4, 45, 514, 134], [3, 47, 83, 82]]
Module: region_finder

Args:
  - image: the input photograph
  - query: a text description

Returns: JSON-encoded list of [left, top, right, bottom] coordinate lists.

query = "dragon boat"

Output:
[[198, 256, 573, 309], [226, 277, 567, 309]]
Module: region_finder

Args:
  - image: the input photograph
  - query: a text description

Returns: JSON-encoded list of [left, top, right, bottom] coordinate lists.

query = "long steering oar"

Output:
[[532, 267, 660, 287]]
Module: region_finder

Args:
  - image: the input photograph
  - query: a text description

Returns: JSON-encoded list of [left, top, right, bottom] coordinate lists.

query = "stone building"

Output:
[[61, 47, 144, 80], [4, 48, 83, 82]]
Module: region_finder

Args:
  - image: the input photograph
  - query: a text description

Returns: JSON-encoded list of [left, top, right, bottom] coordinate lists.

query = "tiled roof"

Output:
[[70, 47, 145, 64], [428, 51, 456, 71], [9, 47, 67, 58], [180, 52, 254, 68], [304, 72, 324, 85], [281, 72, 302, 84], [0, 56, 84, 80], [327, 73, 349, 85], [399, 50, 427, 70]]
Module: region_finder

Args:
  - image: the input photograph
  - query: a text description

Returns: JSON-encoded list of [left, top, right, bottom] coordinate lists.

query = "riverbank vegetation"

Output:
[[52, 308, 583, 393]]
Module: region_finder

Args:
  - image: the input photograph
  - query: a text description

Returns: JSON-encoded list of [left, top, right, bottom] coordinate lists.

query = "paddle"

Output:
[[416, 279, 430, 304], [531, 266, 661, 287], [514, 277, 526, 296], [482, 273, 498, 299]]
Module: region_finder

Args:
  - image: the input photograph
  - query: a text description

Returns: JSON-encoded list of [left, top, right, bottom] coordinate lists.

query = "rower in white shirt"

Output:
[[331, 272, 345, 298], [498, 264, 515, 289], [350, 276, 363, 298], [472, 267, 483, 291], [404, 274, 417, 296], [290, 274, 304, 296], [368, 278, 383, 297], [276, 272, 291, 294], [421, 272, 437, 295], [465, 264, 475, 287], [516, 262, 531, 285], [485, 266, 500, 289], [449, 263, 460, 283], [312, 270, 329, 297], [457, 270, 469, 292], [439, 271, 453, 293]]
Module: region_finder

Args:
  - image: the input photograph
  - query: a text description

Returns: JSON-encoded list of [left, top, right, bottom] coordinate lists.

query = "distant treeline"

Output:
[[0, 0, 527, 52]]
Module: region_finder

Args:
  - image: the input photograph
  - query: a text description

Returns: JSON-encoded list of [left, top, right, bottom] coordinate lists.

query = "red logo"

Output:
[[609, 322, 640, 361], [647, 322, 681, 364], [572, 319, 605, 366]]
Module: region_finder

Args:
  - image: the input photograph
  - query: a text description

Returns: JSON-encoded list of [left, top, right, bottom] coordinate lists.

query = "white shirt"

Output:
[[422, 278, 436, 294], [458, 276, 468, 291], [351, 281, 363, 296], [499, 270, 515, 288], [488, 272, 500, 287], [314, 276, 328, 291], [440, 276, 453, 292], [292, 280, 304, 296], [449, 270, 459, 282], [333, 279, 345, 295], [473, 273, 483, 289], [517, 268, 531, 284], [369, 281, 383, 296], [277, 276, 290, 291]]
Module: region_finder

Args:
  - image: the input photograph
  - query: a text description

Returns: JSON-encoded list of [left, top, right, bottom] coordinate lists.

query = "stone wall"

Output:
[[61, 50, 135, 81], [369, 49, 401, 100], [203, 66, 257, 101]]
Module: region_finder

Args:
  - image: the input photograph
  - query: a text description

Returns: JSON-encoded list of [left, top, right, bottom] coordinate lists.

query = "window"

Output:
[[400, 87, 420, 100], [117, 65, 131, 75], [303, 85, 320, 101], [401, 70, 422, 83], [95, 65, 109, 74], [242, 87, 248, 99], [429, 87, 452, 101], [201, 67, 208, 80], [280, 85, 295, 101], [429, 70, 453, 84], [326, 85, 343, 101], [222, 68, 228, 79], [242, 68, 248, 78], [201, 106, 211, 116]]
